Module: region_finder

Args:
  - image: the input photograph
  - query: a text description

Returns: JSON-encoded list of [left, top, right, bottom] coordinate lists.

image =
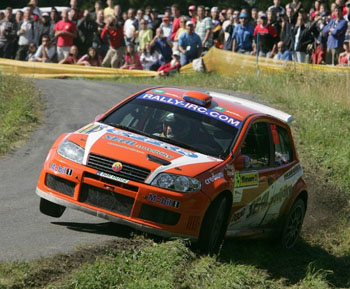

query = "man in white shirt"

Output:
[[33, 34, 56, 62], [124, 8, 137, 45], [16, 9, 35, 60]]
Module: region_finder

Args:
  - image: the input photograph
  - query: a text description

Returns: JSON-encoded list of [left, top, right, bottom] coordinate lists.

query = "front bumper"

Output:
[[36, 153, 210, 241]]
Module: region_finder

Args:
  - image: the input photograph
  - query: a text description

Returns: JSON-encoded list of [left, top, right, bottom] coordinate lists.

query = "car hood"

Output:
[[68, 122, 223, 183]]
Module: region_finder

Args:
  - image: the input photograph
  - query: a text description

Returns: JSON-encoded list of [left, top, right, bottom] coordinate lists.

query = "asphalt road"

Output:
[[0, 79, 150, 261], [0, 79, 264, 261]]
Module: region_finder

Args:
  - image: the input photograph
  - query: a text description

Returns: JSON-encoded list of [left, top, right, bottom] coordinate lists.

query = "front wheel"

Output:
[[281, 198, 305, 249], [198, 195, 229, 254], [40, 198, 66, 218]]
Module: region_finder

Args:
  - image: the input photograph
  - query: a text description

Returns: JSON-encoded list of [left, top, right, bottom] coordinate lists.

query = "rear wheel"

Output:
[[40, 198, 66, 218], [198, 195, 229, 254], [281, 198, 305, 249]]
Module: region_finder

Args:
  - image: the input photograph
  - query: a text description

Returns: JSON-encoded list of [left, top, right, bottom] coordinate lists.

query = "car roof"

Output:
[[144, 87, 292, 124]]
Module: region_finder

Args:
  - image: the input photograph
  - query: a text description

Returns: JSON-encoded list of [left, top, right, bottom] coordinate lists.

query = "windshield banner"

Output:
[[138, 93, 242, 129]]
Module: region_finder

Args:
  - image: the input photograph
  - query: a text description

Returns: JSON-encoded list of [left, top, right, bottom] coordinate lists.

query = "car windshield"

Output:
[[101, 97, 239, 159]]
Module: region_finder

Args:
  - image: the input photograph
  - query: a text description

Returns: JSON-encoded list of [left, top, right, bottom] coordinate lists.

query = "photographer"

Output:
[[0, 7, 17, 59], [101, 15, 125, 68], [150, 27, 173, 64]]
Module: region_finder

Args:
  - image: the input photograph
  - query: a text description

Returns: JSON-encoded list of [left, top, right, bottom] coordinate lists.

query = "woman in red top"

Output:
[[120, 44, 143, 70], [77, 47, 101, 66]]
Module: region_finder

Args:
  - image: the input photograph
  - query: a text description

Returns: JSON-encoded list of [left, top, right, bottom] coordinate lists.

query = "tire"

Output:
[[40, 198, 66, 218], [281, 198, 305, 249], [198, 195, 229, 254]]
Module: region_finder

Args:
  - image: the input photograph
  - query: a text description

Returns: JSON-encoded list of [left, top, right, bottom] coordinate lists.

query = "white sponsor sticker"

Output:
[[97, 171, 129, 184]]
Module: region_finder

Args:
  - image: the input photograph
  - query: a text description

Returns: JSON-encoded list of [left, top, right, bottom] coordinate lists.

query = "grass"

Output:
[[1, 71, 350, 288], [0, 74, 41, 155]]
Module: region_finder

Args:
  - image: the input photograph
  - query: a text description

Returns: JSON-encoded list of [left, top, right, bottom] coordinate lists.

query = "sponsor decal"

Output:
[[148, 193, 180, 208], [204, 172, 224, 185], [105, 128, 197, 158], [228, 163, 301, 230], [284, 164, 302, 181], [104, 134, 173, 159], [50, 163, 73, 176], [112, 162, 123, 172], [76, 123, 106, 135], [106, 141, 145, 155], [150, 89, 167, 94], [233, 189, 243, 203], [234, 171, 259, 188], [212, 106, 226, 112], [96, 171, 129, 184], [138, 93, 242, 128]]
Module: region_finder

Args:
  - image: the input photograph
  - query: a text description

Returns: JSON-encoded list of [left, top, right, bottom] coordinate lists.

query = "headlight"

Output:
[[151, 173, 201, 193], [57, 140, 85, 164]]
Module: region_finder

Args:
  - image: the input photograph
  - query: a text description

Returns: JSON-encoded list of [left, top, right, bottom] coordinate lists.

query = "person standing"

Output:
[[101, 16, 125, 68], [16, 9, 35, 60], [195, 5, 213, 52], [170, 4, 181, 41], [0, 7, 17, 59], [54, 9, 77, 61], [323, 5, 348, 65], [231, 12, 254, 54], [178, 21, 202, 66]]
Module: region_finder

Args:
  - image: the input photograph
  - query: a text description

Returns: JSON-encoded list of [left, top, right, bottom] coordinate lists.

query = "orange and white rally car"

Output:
[[36, 87, 307, 252]]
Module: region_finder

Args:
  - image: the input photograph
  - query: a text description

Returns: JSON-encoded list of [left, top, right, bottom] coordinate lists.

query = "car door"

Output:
[[228, 120, 277, 231], [259, 122, 303, 226]]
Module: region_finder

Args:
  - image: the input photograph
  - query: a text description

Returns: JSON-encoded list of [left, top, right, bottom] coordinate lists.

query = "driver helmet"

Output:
[[162, 113, 192, 139]]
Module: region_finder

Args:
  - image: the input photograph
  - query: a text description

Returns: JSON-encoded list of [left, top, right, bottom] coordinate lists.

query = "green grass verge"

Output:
[[0, 74, 41, 155]]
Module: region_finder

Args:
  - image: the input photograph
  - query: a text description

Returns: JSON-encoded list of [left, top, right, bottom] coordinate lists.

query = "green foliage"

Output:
[[0, 75, 41, 155]]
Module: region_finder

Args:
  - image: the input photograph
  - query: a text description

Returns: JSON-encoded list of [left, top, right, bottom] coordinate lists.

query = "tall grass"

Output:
[[0, 75, 41, 155]]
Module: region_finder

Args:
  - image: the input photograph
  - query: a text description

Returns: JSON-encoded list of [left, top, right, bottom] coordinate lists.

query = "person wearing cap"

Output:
[[323, 5, 348, 65], [39, 12, 51, 43], [178, 20, 202, 66], [160, 16, 172, 39], [196, 5, 214, 51], [150, 8, 162, 35], [188, 5, 197, 26], [230, 12, 254, 54], [252, 12, 278, 57]]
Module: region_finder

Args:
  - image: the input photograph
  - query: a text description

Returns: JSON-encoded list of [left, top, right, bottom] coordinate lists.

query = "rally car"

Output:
[[36, 87, 307, 252]]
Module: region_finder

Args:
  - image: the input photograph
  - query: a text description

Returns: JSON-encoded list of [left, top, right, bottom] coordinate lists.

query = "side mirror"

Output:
[[234, 155, 251, 171]]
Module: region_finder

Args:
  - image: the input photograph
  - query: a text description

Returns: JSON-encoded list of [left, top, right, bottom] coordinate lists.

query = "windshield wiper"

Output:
[[105, 123, 153, 138]]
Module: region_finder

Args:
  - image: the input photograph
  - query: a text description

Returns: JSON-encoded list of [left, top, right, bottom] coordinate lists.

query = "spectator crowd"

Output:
[[1, 0, 350, 75]]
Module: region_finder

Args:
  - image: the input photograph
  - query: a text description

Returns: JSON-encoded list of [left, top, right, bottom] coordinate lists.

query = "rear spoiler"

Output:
[[207, 91, 293, 123]]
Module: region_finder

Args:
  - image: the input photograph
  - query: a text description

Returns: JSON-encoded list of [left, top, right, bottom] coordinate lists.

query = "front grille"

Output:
[[139, 204, 181, 226], [45, 174, 75, 197], [87, 153, 150, 183], [80, 183, 134, 216]]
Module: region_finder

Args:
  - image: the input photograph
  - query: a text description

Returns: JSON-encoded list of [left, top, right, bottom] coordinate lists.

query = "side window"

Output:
[[241, 122, 270, 169], [271, 124, 294, 166]]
